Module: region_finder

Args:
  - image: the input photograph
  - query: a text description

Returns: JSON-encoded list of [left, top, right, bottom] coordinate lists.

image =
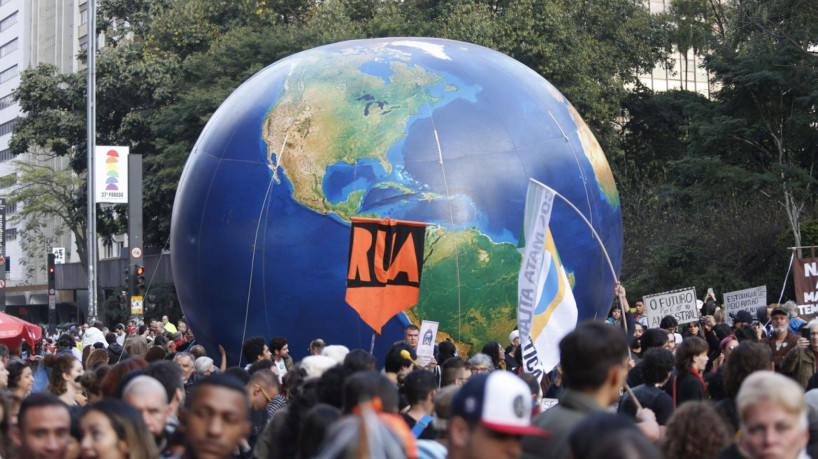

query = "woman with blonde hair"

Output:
[[80, 399, 158, 459], [85, 348, 109, 370]]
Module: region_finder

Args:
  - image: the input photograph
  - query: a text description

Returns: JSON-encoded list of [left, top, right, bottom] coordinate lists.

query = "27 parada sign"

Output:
[[643, 287, 699, 328]]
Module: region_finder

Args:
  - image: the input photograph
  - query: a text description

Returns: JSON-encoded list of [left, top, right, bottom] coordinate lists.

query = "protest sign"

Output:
[[723, 286, 767, 326], [416, 320, 438, 367], [794, 255, 818, 321], [643, 287, 698, 328]]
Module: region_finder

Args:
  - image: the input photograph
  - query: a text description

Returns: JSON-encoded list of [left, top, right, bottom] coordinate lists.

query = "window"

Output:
[[0, 12, 17, 32], [0, 173, 16, 189], [5, 201, 15, 214], [79, 7, 87, 25], [0, 148, 11, 163], [0, 118, 15, 136], [0, 65, 17, 84], [0, 93, 12, 110], [0, 38, 17, 58], [4, 227, 15, 241]]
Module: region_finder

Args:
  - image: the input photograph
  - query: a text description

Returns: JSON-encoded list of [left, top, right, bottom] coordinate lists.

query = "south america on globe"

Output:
[[170, 37, 623, 364]]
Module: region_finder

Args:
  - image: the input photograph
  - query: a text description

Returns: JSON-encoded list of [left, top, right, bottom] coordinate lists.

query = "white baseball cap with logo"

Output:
[[451, 371, 550, 437]]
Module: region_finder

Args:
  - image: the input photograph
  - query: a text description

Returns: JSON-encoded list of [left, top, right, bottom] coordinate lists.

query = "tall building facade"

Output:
[[0, 0, 83, 313]]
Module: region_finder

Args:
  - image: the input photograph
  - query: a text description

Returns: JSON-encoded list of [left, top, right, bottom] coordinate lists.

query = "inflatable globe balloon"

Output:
[[171, 38, 623, 363]]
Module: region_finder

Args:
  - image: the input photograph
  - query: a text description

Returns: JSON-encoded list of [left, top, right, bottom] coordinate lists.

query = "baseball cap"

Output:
[[451, 372, 549, 437], [770, 307, 788, 317], [730, 310, 754, 324]]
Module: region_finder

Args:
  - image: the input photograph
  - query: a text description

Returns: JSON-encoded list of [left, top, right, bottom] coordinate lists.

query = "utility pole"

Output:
[[86, 0, 98, 321]]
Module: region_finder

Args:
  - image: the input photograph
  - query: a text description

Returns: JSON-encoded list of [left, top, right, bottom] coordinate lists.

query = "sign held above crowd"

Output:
[[643, 287, 699, 328], [723, 286, 767, 326]]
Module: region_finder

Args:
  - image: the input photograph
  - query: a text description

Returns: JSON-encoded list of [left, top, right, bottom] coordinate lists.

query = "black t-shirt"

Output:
[[618, 384, 674, 425], [401, 413, 438, 440]]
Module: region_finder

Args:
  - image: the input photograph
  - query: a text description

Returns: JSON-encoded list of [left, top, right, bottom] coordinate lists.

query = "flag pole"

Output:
[[529, 179, 618, 285]]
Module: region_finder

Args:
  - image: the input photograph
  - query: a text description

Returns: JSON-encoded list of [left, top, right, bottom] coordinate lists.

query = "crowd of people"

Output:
[[0, 290, 816, 459]]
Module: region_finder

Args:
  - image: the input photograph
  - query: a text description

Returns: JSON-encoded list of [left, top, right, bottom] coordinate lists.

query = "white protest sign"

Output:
[[52, 247, 65, 264], [541, 398, 559, 412], [416, 320, 438, 367], [644, 287, 699, 328], [723, 286, 766, 326]]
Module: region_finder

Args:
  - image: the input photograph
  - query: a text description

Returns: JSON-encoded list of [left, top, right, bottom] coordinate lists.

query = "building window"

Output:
[[0, 93, 12, 111], [79, 7, 87, 25], [0, 148, 11, 162], [0, 38, 17, 58], [0, 12, 17, 32], [0, 118, 16, 136], [0, 173, 16, 189], [4, 227, 15, 241], [0, 65, 17, 84], [5, 200, 15, 214]]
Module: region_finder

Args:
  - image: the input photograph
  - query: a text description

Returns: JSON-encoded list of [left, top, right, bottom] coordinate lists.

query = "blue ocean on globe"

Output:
[[171, 38, 623, 364]]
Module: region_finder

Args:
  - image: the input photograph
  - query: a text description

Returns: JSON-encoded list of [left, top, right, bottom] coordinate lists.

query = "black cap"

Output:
[[730, 310, 754, 324], [770, 307, 788, 317]]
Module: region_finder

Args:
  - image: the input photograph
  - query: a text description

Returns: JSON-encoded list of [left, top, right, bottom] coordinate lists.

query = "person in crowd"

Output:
[[661, 401, 731, 459], [242, 336, 271, 368], [619, 348, 675, 425], [504, 332, 521, 373], [568, 412, 661, 459], [298, 404, 341, 459], [11, 392, 72, 459], [308, 338, 326, 356], [627, 328, 670, 387], [660, 315, 679, 334], [436, 341, 458, 383], [633, 300, 648, 327], [672, 336, 709, 406], [403, 324, 420, 350], [81, 321, 107, 350], [384, 343, 415, 388], [99, 359, 148, 399], [122, 375, 173, 455], [714, 341, 773, 435], [122, 336, 148, 361], [481, 342, 507, 371], [606, 304, 624, 328], [731, 310, 754, 331], [43, 353, 85, 407], [666, 330, 679, 353], [682, 319, 705, 339], [105, 332, 128, 364], [161, 316, 177, 334], [633, 322, 644, 339], [246, 368, 280, 420], [8, 359, 34, 399], [180, 374, 251, 459], [782, 318, 818, 388], [766, 305, 800, 371], [719, 371, 809, 459], [705, 334, 739, 401], [194, 356, 217, 377], [448, 371, 548, 459], [342, 348, 378, 374], [441, 358, 470, 387], [269, 336, 292, 378], [173, 352, 198, 397], [85, 348, 109, 370], [144, 360, 186, 441], [521, 321, 646, 459], [401, 369, 438, 439], [114, 323, 127, 346], [416, 384, 459, 458], [79, 399, 158, 459], [783, 300, 807, 335], [466, 353, 493, 375], [80, 365, 110, 404]]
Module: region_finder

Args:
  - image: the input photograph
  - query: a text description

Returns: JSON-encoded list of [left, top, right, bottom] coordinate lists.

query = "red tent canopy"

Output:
[[0, 312, 42, 350]]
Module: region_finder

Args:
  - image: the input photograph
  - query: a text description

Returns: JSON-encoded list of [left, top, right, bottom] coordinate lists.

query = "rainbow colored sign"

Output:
[[94, 146, 129, 203]]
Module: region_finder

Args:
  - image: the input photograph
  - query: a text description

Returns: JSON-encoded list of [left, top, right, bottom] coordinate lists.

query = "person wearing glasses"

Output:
[[781, 319, 818, 388]]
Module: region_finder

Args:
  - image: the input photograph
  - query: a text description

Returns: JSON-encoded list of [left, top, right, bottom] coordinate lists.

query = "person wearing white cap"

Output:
[[447, 371, 549, 459]]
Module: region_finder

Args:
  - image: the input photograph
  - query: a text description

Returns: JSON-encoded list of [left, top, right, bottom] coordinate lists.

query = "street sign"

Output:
[[131, 296, 143, 315], [48, 295, 55, 310], [52, 247, 66, 264], [130, 246, 142, 259]]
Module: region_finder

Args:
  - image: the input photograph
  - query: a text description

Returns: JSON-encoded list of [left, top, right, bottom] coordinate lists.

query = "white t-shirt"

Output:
[[274, 359, 288, 379]]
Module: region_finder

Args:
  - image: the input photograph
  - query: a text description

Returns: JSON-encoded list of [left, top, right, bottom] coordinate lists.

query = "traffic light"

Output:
[[135, 264, 146, 295], [47, 253, 55, 289]]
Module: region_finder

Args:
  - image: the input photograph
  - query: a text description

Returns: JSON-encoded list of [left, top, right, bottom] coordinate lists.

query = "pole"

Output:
[[85, 0, 97, 322]]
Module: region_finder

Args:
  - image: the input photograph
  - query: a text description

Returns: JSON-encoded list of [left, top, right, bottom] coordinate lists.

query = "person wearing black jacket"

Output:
[[105, 332, 128, 364]]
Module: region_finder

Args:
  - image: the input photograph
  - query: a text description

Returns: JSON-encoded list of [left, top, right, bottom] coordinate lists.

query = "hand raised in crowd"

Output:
[[615, 283, 627, 298], [635, 407, 661, 442], [797, 336, 810, 350]]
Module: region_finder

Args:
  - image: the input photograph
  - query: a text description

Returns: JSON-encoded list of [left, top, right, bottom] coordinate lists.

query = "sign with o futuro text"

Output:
[[643, 287, 698, 328]]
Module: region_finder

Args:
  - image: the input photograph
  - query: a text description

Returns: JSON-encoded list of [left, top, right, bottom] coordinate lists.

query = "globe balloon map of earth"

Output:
[[170, 37, 623, 363]]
